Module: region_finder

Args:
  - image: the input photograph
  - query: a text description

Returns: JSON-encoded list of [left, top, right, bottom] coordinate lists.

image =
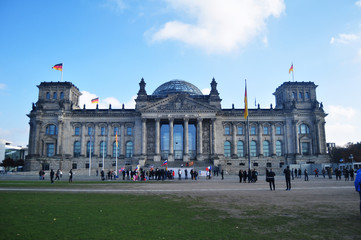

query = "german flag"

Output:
[[91, 98, 99, 104], [52, 63, 63, 71]]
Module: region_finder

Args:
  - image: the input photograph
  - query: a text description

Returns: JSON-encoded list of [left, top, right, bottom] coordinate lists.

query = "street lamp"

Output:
[[349, 154, 354, 168]]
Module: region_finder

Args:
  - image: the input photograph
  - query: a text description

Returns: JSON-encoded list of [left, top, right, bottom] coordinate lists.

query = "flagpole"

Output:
[[244, 79, 251, 171], [247, 115, 251, 171], [61, 62, 63, 82]]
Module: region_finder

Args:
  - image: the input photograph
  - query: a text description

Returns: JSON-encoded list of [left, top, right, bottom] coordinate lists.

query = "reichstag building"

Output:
[[25, 78, 329, 173]]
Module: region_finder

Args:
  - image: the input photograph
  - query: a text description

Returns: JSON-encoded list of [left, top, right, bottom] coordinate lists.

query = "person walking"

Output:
[[221, 169, 224, 180], [68, 169, 73, 183], [50, 169, 55, 184], [55, 169, 60, 180], [284, 166, 291, 190], [354, 168, 361, 215]]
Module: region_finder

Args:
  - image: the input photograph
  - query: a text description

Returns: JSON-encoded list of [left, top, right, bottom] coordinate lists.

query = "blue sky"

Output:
[[0, 0, 360, 147]]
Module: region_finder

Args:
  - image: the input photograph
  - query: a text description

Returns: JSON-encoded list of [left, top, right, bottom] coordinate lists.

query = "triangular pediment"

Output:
[[139, 94, 218, 113]]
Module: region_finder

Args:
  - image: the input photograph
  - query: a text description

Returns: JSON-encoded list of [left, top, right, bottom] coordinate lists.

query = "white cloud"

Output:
[[201, 88, 210, 95], [0, 83, 6, 90], [330, 33, 360, 45], [79, 91, 135, 109], [150, 0, 285, 53], [356, 0, 361, 7], [325, 105, 360, 146]]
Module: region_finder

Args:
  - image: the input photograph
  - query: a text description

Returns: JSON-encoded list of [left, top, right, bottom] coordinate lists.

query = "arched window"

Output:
[[100, 141, 107, 157], [113, 141, 120, 157], [60, 92, 64, 99], [73, 141, 81, 157], [46, 92, 50, 99], [224, 141, 231, 157], [250, 141, 257, 157], [87, 141, 94, 157], [263, 140, 270, 157], [299, 124, 310, 134], [53, 92, 57, 99], [237, 141, 244, 157], [126, 141, 133, 158], [276, 140, 283, 156], [46, 125, 57, 135]]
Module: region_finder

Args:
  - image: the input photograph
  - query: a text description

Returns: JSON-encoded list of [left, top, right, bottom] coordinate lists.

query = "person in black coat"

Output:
[[267, 168, 276, 190], [50, 169, 55, 184], [238, 169, 243, 183], [284, 166, 291, 190]]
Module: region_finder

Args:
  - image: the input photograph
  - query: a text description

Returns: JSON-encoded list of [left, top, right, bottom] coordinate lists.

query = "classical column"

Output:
[[80, 124, 86, 156], [232, 122, 237, 157], [211, 118, 216, 156], [107, 124, 111, 157], [197, 118, 203, 156], [120, 123, 125, 156], [57, 121, 63, 156], [169, 118, 174, 161], [258, 123, 263, 156], [271, 124, 276, 156], [154, 119, 160, 161], [183, 118, 189, 162], [141, 119, 147, 156], [293, 121, 299, 154], [93, 124, 98, 156], [35, 121, 42, 155]]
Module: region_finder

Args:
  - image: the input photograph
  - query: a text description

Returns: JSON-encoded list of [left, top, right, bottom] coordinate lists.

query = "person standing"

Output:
[[178, 169, 182, 180], [50, 169, 55, 184], [268, 168, 276, 191], [238, 169, 243, 183], [69, 169, 73, 183], [221, 169, 224, 180], [284, 166, 291, 190], [184, 169, 188, 180], [304, 169, 309, 181], [354, 168, 361, 215], [101, 170, 105, 181]]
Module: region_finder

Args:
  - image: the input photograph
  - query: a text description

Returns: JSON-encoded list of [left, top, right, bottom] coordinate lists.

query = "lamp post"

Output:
[[349, 154, 354, 169]]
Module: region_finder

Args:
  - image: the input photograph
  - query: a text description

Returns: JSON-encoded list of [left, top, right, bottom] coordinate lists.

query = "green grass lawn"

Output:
[[0, 182, 360, 240]]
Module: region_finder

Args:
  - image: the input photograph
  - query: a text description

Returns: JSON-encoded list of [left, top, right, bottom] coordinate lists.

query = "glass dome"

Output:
[[152, 80, 203, 96]]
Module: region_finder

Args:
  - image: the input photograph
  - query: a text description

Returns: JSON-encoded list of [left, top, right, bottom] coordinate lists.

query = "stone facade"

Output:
[[25, 79, 329, 173]]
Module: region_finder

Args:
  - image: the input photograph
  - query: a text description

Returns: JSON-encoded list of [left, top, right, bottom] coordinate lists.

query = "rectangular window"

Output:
[[72, 163, 77, 169], [237, 126, 243, 135], [85, 163, 89, 169], [263, 126, 269, 135], [75, 127, 80, 136], [114, 127, 119, 135], [250, 126, 256, 135], [276, 126, 282, 135], [88, 127, 93, 135], [127, 127, 132, 136], [53, 92, 57, 99], [306, 92, 310, 99], [224, 126, 230, 135], [101, 127, 106, 136], [301, 142, 310, 155], [47, 143, 55, 157]]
